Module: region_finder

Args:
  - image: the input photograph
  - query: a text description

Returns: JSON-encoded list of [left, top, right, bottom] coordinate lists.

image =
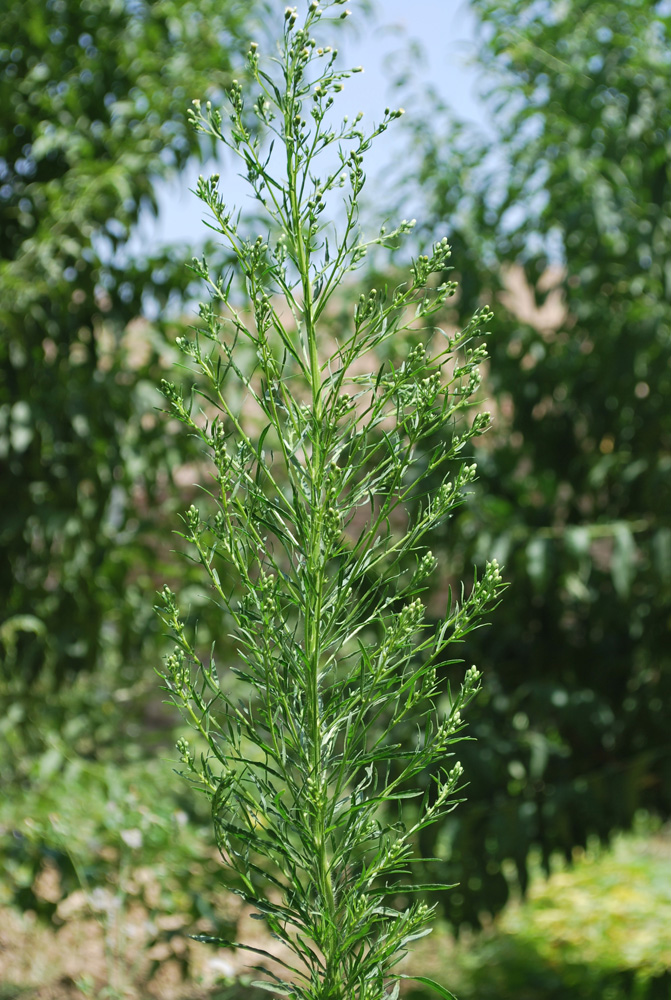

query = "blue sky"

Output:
[[133, 0, 488, 251]]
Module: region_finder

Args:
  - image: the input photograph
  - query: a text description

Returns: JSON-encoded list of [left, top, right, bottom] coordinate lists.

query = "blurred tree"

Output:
[[0, 0, 268, 688], [403, 0, 671, 925]]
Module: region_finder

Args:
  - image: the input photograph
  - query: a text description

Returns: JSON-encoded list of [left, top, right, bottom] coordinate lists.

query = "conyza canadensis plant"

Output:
[[158, 3, 504, 999]]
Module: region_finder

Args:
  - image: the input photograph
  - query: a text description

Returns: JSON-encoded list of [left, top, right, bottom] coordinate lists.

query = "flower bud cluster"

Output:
[[349, 890, 371, 919], [405, 343, 426, 370], [188, 98, 223, 136], [354, 287, 379, 325], [323, 504, 341, 542], [292, 111, 308, 138], [446, 306, 494, 354], [411, 237, 452, 288], [185, 504, 200, 534], [244, 237, 270, 286], [176, 737, 194, 767], [211, 418, 229, 461], [379, 838, 407, 872], [247, 40, 260, 72], [459, 563, 504, 641], [195, 171, 221, 202], [160, 379, 188, 421], [463, 664, 482, 692], [464, 343, 489, 365], [272, 232, 289, 268], [253, 93, 272, 121], [425, 761, 464, 820], [256, 570, 279, 618], [167, 646, 189, 690], [212, 511, 234, 552], [435, 709, 464, 745], [457, 367, 483, 399], [434, 464, 478, 516], [253, 289, 273, 334], [442, 760, 464, 797], [396, 598, 425, 638], [228, 78, 243, 115], [333, 394, 355, 420], [481, 559, 503, 598], [189, 254, 209, 281], [417, 371, 442, 406], [411, 550, 437, 586], [471, 410, 492, 434], [306, 186, 327, 218], [451, 561, 504, 643], [422, 663, 437, 695], [162, 586, 185, 638], [306, 774, 327, 811], [174, 333, 200, 361], [431, 280, 459, 312], [212, 450, 234, 494], [365, 105, 399, 140], [348, 147, 365, 196], [186, 100, 200, 128]]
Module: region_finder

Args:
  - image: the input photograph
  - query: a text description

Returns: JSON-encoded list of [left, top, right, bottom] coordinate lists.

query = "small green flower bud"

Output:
[[186, 504, 200, 532], [464, 665, 481, 688], [450, 761, 464, 781]]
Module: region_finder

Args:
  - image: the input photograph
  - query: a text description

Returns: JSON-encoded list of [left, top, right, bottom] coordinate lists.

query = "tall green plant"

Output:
[[159, 3, 502, 997]]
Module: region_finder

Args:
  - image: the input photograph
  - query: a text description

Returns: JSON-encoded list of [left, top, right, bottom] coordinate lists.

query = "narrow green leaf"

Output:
[[390, 882, 459, 893], [251, 982, 295, 996], [400, 975, 460, 1000]]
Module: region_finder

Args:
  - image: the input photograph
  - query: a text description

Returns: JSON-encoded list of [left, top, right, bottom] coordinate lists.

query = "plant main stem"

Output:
[[285, 89, 341, 997]]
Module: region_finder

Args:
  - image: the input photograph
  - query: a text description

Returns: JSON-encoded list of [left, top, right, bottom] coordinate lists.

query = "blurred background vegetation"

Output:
[[398, 0, 671, 931], [1, 0, 669, 997]]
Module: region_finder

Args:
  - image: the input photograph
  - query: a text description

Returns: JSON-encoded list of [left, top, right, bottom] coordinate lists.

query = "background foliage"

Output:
[[0, 0, 269, 693], [401, 0, 671, 927], [447, 820, 671, 1000]]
